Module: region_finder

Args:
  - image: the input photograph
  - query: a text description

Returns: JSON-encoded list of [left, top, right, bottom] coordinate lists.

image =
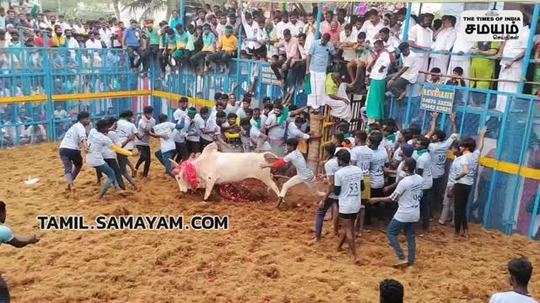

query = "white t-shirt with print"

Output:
[[350, 145, 373, 175], [284, 149, 314, 181], [59, 122, 87, 150], [390, 174, 424, 222], [369, 146, 389, 189], [429, 133, 458, 179], [413, 151, 433, 190], [187, 115, 205, 142], [334, 165, 363, 214]]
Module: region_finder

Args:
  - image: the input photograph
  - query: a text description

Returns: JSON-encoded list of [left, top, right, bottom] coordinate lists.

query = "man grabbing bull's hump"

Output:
[[261, 138, 326, 206]]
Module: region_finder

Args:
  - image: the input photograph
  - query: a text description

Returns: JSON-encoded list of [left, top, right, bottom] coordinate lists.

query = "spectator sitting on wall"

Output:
[[446, 67, 466, 87], [206, 25, 237, 74]]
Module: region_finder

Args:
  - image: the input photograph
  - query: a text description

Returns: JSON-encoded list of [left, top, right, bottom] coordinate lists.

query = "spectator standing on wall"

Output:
[[306, 33, 335, 111], [428, 15, 456, 75], [408, 13, 433, 83], [123, 19, 141, 68]]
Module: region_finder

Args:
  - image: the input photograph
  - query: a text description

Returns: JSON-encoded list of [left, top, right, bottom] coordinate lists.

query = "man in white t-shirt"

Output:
[[116, 111, 139, 180], [86, 119, 120, 198], [134, 106, 156, 179], [366, 131, 389, 225], [333, 149, 364, 264], [413, 136, 433, 232], [365, 40, 391, 121], [490, 257, 537, 303], [153, 113, 183, 177], [58, 111, 91, 190], [425, 112, 458, 215], [262, 138, 325, 206], [0, 201, 40, 302], [370, 158, 423, 267], [359, 9, 384, 45], [387, 42, 422, 100], [339, 24, 357, 62], [314, 144, 341, 242], [350, 130, 372, 175], [173, 97, 190, 162]]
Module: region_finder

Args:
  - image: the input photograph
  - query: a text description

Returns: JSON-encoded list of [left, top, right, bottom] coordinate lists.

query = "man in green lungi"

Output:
[[469, 41, 501, 90], [366, 40, 391, 122]]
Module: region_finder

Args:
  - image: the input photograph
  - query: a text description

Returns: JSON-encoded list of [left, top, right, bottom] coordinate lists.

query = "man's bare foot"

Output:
[[392, 259, 408, 268], [308, 237, 320, 246]]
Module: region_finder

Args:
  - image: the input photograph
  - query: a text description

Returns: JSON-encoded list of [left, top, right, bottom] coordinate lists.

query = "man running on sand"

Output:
[[0, 201, 40, 302], [58, 111, 90, 191]]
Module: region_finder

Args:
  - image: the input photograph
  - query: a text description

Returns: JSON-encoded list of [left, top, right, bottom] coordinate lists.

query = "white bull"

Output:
[[172, 142, 280, 201]]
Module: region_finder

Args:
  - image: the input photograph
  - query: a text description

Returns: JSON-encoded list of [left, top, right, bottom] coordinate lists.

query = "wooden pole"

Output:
[[307, 112, 323, 173]]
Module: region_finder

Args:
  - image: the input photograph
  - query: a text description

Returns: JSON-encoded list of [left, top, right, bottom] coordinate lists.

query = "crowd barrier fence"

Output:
[[0, 47, 538, 240]]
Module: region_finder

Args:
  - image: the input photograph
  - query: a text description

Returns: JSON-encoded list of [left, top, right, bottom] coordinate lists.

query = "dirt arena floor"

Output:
[[0, 143, 539, 303]]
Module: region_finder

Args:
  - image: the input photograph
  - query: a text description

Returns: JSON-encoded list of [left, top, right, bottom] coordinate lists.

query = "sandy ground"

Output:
[[0, 143, 539, 303]]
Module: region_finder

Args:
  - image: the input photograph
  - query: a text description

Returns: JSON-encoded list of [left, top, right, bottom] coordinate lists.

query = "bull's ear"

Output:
[[169, 159, 179, 168]]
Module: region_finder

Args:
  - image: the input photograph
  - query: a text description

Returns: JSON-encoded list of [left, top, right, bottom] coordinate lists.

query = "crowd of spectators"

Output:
[[0, 2, 538, 95], [0, 1, 539, 147]]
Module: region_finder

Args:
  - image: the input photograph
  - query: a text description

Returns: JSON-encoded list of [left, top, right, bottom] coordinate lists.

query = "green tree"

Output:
[[121, 0, 178, 21]]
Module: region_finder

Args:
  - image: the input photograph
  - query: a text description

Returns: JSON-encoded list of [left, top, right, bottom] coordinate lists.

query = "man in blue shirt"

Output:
[[123, 19, 141, 68], [306, 33, 335, 111], [0, 201, 40, 302]]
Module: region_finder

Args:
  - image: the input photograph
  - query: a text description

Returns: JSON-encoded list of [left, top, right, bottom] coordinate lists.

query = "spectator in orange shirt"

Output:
[[206, 25, 237, 73]]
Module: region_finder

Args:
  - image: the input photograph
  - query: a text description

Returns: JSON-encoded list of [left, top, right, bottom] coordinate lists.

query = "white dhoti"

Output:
[[496, 63, 521, 113], [325, 83, 352, 122], [307, 71, 327, 109], [447, 56, 470, 86], [429, 54, 450, 75]]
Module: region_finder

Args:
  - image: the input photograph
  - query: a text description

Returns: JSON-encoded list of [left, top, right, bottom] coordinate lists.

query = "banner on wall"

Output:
[[259, 65, 280, 86], [420, 86, 456, 115]]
